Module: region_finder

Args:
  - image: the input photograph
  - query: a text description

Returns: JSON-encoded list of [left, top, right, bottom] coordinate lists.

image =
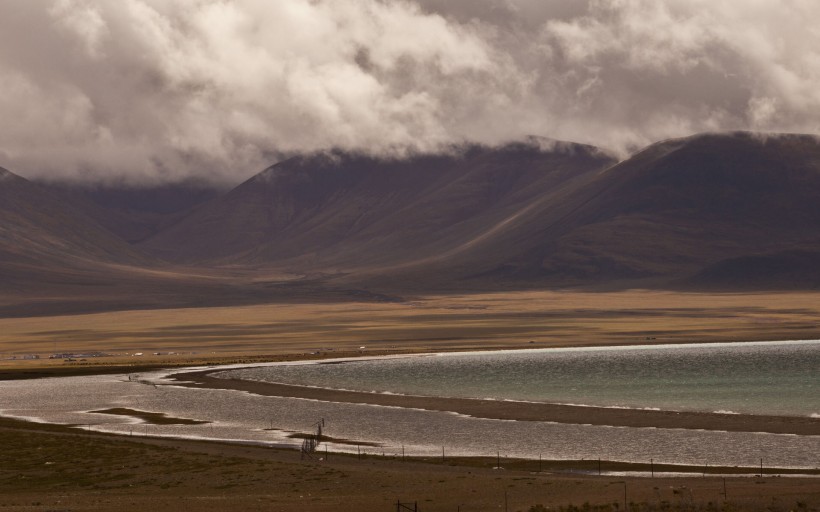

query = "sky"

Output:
[[2, 0, 820, 185]]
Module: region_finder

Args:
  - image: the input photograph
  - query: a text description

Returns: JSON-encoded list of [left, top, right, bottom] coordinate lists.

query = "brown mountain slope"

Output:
[[40, 181, 224, 244], [0, 167, 403, 317], [139, 139, 616, 266], [0, 167, 155, 284], [138, 132, 820, 291], [6, 131, 817, 312], [415, 132, 820, 289]]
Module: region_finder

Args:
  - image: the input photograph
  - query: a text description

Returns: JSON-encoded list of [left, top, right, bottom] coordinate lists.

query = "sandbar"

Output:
[[172, 369, 820, 436]]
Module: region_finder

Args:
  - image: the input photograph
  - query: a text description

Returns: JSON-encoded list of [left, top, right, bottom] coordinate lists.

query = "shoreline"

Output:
[[1, 415, 817, 476], [169, 367, 820, 436], [2, 417, 819, 512], [3, 336, 816, 380]]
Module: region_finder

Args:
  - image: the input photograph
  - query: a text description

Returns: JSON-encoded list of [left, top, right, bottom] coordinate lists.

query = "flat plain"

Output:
[[2, 290, 820, 511], [3, 289, 820, 360]]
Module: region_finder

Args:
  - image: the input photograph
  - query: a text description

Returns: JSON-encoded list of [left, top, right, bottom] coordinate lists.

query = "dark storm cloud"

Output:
[[1, 0, 819, 184]]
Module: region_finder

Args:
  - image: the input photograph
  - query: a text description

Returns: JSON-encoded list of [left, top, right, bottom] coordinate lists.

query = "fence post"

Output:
[[623, 482, 627, 511]]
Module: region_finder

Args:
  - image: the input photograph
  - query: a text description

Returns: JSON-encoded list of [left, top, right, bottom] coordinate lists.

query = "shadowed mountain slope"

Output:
[[0, 167, 184, 312], [0, 166, 401, 317], [4, 131, 819, 315], [42, 181, 224, 244], [0, 167, 153, 279], [138, 132, 820, 290], [140, 140, 615, 266], [449, 132, 820, 288]]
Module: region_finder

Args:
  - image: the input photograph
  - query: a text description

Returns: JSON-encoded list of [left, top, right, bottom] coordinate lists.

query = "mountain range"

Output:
[[2, 131, 819, 316]]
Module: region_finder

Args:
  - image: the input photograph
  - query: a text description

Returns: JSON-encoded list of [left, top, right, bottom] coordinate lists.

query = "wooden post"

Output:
[[539, 453, 542, 472], [402, 445, 405, 461], [357, 443, 361, 459], [497, 450, 500, 469], [442, 445, 445, 462], [598, 458, 601, 476], [623, 482, 627, 511], [651, 458, 654, 478], [760, 458, 763, 477]]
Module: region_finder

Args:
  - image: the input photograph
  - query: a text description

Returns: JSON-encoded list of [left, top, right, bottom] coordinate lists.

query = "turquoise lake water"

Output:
[[2, 341, 819, 467], [221, 340, 820, 417]]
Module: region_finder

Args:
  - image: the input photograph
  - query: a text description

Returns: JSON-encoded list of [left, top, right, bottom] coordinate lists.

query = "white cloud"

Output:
[[49, 0, 109, 58], [1, 0, 820, 183]]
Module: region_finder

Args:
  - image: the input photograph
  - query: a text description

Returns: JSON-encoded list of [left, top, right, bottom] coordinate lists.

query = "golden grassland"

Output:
[[2, 290, 820, 364]]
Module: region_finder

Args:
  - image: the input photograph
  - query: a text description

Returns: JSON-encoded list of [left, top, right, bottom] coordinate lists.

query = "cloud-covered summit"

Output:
[[2, 0, 819, 184]]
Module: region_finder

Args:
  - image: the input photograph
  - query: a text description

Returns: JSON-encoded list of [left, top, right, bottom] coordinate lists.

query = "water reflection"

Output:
[[0, 368, 818, 469]]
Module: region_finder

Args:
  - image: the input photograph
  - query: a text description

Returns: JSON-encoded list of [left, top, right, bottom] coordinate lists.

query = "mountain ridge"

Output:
[[3, 131, 820, 317]]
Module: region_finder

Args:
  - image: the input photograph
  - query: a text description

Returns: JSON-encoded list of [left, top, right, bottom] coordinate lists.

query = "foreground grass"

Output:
[[1, 418, 818, 512]]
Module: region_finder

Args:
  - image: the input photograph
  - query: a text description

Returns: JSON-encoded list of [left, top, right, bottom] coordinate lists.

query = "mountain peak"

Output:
[[0, 166, 18, 182]]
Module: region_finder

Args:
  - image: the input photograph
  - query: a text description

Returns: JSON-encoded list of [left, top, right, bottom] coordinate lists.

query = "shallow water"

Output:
[[220, 340, 820, 417], [0, 341, 818, 469]]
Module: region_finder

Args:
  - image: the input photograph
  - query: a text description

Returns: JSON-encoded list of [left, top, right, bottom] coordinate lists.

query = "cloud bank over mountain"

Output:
[[1, 0, 819, 183]]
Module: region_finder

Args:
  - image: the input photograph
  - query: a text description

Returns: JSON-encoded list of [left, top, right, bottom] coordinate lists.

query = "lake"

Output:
[[1, 340, 818, 469], [217, 340, 820, 417]]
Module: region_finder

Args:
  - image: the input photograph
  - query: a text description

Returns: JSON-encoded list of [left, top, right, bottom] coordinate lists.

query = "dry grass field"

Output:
[[1, 290, 819, 361], [1, 418, 818, 512]]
